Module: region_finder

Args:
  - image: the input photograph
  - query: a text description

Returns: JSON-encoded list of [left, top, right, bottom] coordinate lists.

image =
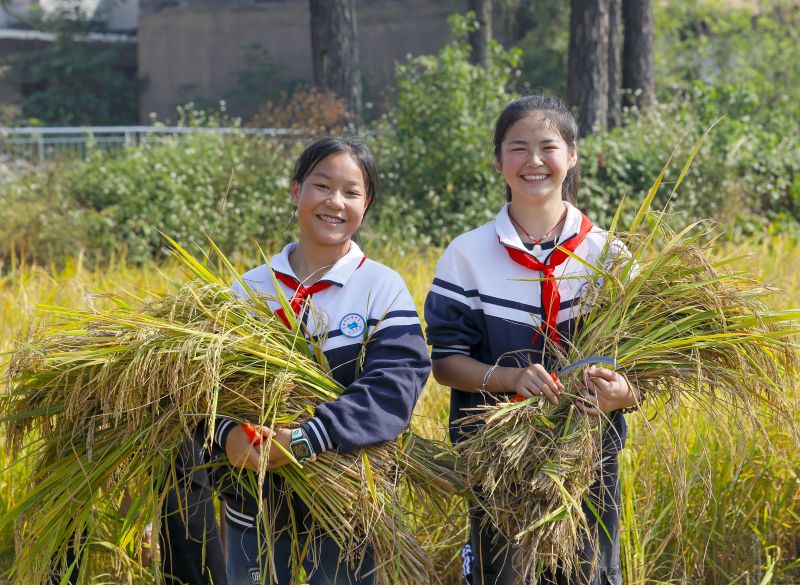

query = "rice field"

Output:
[[1, 234, 799, 584]]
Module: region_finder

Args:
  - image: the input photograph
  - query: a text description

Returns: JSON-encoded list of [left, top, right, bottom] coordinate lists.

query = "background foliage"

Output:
[[1, 4, 797, 263], [0, 9, 140, 126], [0, 106, 298, 263]]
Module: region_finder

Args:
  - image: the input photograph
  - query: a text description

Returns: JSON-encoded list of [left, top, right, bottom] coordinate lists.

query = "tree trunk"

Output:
[[508, 0, 534, 45], [607, 0, 622, 129], [467, 0, 492, 66], [622, 0, 654, 110], [568, 0, 610, 137], [309, 0, 363, 130]]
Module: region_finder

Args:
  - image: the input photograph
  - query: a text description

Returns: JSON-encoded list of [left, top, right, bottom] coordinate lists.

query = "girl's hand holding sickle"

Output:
[[575, 366, 640, 415], [225, 424, 315, 471]]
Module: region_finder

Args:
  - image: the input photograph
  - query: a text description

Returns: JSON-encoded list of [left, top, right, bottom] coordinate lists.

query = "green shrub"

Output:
[[2, 8, 799, 263], [656, 0, 799, 118], [578, 82, 799, 232], [0, 107, 299, 264], [369, 14, 521, 247], [0, 10, 141, 126]]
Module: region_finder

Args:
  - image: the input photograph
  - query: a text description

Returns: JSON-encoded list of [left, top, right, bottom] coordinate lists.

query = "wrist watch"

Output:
[[289, 428, 314, 463]]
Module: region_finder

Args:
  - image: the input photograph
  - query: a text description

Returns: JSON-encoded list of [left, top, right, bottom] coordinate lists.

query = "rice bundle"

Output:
[[459, 153, 800, 580], [1, 240, 462, 585]]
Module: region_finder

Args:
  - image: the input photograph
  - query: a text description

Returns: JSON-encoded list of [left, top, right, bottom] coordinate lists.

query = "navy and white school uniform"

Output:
[[424, 202, 626, 585], [214, 241, 431, 585]]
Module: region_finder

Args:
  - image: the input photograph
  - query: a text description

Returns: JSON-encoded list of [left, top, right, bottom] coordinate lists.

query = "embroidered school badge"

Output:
[[339, 313, 366, 338]]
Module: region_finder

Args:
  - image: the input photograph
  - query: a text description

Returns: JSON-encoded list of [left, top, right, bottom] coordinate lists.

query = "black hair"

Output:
[[493, 94, 579, 204], [292, 135, 378, 217]]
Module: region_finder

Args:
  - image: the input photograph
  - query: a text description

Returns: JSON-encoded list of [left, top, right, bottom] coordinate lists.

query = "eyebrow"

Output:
[[506, 138, 558, 146], [310, 172, 364, 188]]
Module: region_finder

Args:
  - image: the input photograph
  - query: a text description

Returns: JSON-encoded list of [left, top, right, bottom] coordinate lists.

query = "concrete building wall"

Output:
[[98, 0, 139, 31], [138, 0, 464, 122]]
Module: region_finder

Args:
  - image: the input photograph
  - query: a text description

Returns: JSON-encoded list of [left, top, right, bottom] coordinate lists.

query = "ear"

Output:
[[494, 156, 503, 173], [567, 145, 578, 170], [289, 180, 301, 206]]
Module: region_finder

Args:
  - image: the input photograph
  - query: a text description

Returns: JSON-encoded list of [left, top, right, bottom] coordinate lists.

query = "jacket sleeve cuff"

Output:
[[300, 417, 335, 455], [214, 417, 237, 451]]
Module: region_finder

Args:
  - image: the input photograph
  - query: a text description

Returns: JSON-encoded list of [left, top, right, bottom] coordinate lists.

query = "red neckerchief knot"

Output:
[[273, 272, 335, 328], [502, 212, 593, 347], [272, 256, 366, 329]]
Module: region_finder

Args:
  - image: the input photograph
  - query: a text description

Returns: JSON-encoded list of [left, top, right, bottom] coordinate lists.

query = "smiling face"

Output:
[[495, 112, 577, 205], [290, 152, 370, 255]]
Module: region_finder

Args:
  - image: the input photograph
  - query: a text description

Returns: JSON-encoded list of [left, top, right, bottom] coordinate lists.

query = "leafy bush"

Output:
[[0, 10, 141, 126], [579, 84, 799, 232], [248, 87, 353, 134], [2, 7, 799, 264], [656, 0, 798, 117], [369, 14, 521, 246], [0, 107, 299, 264]]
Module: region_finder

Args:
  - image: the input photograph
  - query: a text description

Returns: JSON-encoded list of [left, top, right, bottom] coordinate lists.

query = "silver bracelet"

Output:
[[481, 365, 498, 390]]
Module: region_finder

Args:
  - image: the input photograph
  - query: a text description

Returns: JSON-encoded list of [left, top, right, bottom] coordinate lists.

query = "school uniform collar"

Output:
[[270, 241, 366, 288], [495, 201, 584, 262]]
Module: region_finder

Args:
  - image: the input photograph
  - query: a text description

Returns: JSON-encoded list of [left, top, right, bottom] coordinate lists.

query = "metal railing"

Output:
[[0, 126, 308, 164]]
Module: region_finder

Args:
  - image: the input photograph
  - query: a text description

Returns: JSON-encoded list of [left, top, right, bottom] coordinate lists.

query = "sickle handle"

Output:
[[240, 423, 267, 446]]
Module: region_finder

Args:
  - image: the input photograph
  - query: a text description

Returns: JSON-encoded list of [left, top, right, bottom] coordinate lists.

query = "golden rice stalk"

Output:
[[458, 146, 800, 581], [1, 240, 463, 585]]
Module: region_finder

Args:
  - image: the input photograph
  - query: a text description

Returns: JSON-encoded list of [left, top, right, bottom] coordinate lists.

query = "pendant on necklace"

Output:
[[532, 243, 542, 255]]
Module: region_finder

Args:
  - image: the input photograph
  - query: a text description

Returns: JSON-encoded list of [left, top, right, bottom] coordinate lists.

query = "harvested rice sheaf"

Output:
[[1, 241, 463, 585], [458, 211, 800, 581]]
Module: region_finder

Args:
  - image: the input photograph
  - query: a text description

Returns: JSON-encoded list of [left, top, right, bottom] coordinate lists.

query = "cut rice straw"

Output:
[[457, 136, 800, 581], [1, 239, 463, 585]]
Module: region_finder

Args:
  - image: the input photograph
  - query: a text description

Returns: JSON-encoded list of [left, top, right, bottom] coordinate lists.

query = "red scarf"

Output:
[[502, 212, 593, 347], [272, 256, 366, 328]]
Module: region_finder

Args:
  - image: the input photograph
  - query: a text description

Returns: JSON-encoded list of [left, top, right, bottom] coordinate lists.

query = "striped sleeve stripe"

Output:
[[214, 418, 236, 448], [225, 506, 256, 529], [302, 417, 334, 453], [429, 282, 481, 310], [322, 317, 422, 352], [381, 309, 419, 318], [432, 345, 470, 356], [433, 280, 585, 315], [431, 278, 479, 297], [369, 315, 421, 332]]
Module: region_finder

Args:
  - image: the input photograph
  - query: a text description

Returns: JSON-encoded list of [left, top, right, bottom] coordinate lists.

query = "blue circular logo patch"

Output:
[[339, 313, 366, 338]]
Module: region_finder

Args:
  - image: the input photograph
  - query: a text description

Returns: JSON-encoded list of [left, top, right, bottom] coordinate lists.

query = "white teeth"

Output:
[[522, 174, 548, 181], [318, 214, 345, 224]]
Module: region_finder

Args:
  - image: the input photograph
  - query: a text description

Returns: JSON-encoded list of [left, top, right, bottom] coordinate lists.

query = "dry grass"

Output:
[[1, 233, 799, 584], [0, 244, 460, 585]]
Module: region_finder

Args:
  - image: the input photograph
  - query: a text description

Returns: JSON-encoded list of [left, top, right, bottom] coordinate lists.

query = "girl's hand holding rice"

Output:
[[575, 366, 639, 415], [225, 425, 300, 471], [504, 364, 564, 405]]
